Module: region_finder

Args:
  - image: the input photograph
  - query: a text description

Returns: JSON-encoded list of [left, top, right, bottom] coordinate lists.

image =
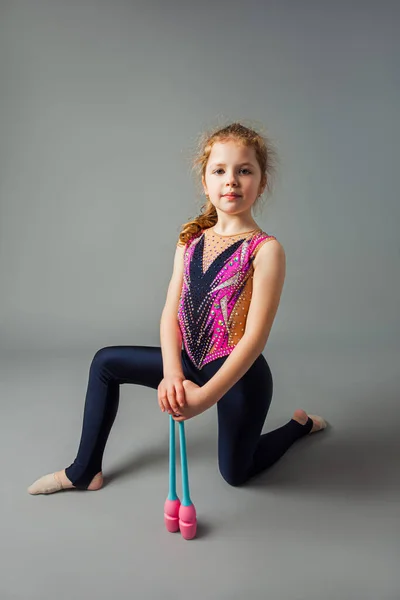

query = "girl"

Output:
[[28, 122, 326, 494]]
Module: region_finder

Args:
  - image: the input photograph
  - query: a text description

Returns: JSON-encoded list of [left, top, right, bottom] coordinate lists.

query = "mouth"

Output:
[[223, 194, 241, 199]]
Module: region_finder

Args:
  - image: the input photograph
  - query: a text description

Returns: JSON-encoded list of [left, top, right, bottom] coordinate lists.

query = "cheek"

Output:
[[248, 179, 259, 188]]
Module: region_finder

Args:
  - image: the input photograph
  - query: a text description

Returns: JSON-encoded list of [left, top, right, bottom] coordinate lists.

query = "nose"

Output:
[[225, 171, 238, 187]]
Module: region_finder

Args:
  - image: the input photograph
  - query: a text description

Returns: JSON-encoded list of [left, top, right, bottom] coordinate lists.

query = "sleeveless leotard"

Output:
[[177, 227, 277, 369]]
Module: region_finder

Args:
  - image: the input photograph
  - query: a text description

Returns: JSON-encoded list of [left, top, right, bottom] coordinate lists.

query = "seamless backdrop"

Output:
[[0, 1, 399, 600]]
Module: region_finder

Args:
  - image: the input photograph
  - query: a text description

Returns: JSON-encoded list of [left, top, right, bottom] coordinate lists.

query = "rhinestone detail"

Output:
[[177, 227, 276, 370]]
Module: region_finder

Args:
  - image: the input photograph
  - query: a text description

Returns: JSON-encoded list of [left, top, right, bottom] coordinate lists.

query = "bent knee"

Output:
[[91, 346, 117, 368], [218, 465, 248, 487]]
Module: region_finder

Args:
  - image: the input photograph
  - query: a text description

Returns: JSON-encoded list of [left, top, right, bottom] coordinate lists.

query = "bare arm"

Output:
[[159, 242, 186, 377], [160, 312, 184, 377], [200, 239, 286, 408]]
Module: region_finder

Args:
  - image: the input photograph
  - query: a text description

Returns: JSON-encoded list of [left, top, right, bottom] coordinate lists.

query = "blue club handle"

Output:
[[167, 415, 179, 501], [179, 421, 192, 507]]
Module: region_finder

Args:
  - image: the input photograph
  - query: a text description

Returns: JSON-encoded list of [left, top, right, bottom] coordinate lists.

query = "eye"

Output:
[[213, 168, 252, 175]]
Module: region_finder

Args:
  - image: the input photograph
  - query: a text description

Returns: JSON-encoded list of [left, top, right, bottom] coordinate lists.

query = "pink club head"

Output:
[[164, 498, 181, 533], [179, 503, 197, 540]]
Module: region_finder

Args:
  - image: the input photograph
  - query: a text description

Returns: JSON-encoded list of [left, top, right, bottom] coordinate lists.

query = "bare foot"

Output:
[[292, 409, 327, 434], [28, 470, 103, 495]]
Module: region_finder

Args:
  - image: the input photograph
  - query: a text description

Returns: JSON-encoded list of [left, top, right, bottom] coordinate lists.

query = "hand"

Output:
[[157, 373, 187, 415], [170, 380, 208, 422]]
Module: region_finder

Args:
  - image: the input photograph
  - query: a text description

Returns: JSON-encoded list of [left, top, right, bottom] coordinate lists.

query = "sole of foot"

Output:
[[27, 470, 103, 495], [292, 409, 327, 434]]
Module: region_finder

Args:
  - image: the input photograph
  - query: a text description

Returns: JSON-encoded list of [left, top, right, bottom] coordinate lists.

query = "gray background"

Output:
[[1, 1, 399, 599]]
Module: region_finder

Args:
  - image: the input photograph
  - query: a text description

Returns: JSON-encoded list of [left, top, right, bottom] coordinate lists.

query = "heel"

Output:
[[308, 414, 327, 434]]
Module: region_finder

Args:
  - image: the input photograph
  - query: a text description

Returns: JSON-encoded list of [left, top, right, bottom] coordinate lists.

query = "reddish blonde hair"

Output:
[[178, 121, 279, 246]]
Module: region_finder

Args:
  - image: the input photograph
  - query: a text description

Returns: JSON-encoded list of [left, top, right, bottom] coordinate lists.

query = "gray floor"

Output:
[[1, 342, 399, 600]]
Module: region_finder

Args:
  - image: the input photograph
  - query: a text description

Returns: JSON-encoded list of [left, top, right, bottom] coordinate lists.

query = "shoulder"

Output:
[[176, 229, 204, 250], [252, 236, 286, 271]]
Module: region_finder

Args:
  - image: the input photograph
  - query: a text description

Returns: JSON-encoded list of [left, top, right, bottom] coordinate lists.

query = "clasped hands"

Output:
[[157, 373, 209, 422]]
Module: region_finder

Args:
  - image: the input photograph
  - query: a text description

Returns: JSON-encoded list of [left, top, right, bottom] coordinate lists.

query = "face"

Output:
[[202, 139, 265, 218]]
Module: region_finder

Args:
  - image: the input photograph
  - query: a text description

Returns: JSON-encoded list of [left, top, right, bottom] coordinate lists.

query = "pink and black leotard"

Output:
[[64, 226, 313, 490]]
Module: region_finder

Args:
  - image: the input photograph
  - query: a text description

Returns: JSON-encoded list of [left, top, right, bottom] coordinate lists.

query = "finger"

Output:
[[171, 414, 185, 422], [160, 387, 171, 412], [157, 391, 165, 412], [171, 404, 189, 421], [171, 398, 181, 413], [176, 384, 186, 408], [168, 387, 180, 414], [160, 392, 170, 413], [164, 397, 174, 414], [159, 384, 169, 412], [170, 386, 181, 412]]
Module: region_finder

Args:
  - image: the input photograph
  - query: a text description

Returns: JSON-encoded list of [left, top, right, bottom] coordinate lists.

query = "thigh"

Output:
[[217, 354, 273, 482], [90, 345, 165, 389], [90, 345, 201, 390]]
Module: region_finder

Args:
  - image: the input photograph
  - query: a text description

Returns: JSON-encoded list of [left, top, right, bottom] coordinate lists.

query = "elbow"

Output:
[[161, 308, 178, 323], [242, 332, 268, 356]]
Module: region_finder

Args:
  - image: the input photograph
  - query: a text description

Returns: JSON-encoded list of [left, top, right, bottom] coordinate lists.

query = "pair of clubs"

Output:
[[164, 414, 197, 540]]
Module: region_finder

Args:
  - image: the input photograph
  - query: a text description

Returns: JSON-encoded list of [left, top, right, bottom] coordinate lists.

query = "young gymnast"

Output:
[[28, 122, 327, 495]]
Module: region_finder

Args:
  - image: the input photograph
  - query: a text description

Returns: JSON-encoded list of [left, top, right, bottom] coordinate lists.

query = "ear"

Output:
[[258, 177, 267, 196], [202, 175, 208, 196]]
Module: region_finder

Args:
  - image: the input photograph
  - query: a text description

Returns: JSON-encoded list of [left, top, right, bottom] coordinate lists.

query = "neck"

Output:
[[212, 223, 259, 236]]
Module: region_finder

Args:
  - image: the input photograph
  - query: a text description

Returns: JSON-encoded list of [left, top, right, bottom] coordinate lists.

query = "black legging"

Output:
[[65, 345, 313, 489]]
